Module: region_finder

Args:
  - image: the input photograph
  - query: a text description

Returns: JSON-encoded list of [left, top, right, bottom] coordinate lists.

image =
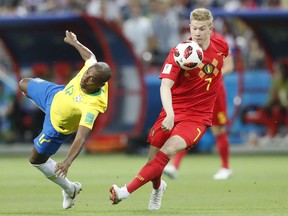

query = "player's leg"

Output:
[[29, 147, 75, 194], [211, 125, 232, 180], [110, 121, 207, 210], [116, 145, 163, 195], [163, 149, 188, 179], [147, 121, 206, 210], [18, 78, 32, 96], [145, 145, 162, 190], [146, 135, 186, 210], [172, 149, 188, 170], [30, 129, 81, 209], [110, 122, 170, 205], [22, 78, 65, 111], [212, 85, 232, 180], [109, 144, 165, 206], [110, 135, 185, 206], [110, 119, 171, 207]]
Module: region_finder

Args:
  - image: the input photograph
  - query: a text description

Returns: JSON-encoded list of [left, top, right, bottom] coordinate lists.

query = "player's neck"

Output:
[[201, 38, 210, 51], [81, 87, 100, 95]]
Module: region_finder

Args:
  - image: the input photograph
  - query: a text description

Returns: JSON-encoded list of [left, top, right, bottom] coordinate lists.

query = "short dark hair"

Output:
[[94, 62, 112, 82]]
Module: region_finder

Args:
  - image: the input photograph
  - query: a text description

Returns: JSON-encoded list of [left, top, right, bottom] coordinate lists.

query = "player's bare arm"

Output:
[[222, 54, 234, 76], [54, 125, 91, 178], [64, 30, 96, 61], [160, 78, 175, 131]]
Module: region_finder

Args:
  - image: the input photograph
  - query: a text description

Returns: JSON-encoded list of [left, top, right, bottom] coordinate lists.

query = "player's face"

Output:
[[189, 20, 213, 49], [80, 67, 105, 94]]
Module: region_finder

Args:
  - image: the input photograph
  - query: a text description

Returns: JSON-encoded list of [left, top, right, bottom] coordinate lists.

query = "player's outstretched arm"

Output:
[[54, 125, 91, 178], [160, 78, 175, 131], [222, 54, 234, 76], [64, 30, 96, 61]]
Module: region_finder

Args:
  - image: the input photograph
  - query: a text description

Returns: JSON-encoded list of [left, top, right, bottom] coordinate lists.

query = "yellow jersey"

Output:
[[50, 58, 108, 135]]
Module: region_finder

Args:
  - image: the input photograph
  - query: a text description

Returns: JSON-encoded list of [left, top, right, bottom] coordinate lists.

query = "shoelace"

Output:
[[150, 190, 161, 203]]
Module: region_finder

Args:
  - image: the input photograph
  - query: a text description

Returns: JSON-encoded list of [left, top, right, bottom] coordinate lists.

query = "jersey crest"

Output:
[[203, 63, 215, 75], [75, 94, 82, 103], [197, 58, 220, 78]]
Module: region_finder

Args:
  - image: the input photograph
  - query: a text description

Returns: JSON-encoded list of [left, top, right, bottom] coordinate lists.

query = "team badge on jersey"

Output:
[[75, 94, 82, 103], [203, 63, 215, 75]]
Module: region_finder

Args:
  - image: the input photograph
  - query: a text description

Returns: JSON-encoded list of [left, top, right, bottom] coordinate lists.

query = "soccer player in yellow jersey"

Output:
[[18, 30, 112, 209]]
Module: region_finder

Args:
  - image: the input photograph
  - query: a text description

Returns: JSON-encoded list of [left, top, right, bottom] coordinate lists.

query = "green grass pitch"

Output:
[[0, 153, 287, 216]]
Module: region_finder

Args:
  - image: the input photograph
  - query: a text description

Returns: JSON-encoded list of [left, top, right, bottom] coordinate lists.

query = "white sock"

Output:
[[122, 185, 130, 198], [31, 158, 74, 195]]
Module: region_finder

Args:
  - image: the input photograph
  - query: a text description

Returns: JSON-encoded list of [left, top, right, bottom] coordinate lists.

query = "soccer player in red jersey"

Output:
[[163, 32, 234, 180], [109, 8, 229, 210]]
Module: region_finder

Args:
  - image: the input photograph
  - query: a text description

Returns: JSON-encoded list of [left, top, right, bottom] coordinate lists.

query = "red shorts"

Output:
[[147, 117, 208, 150], [212, 84, 228, 126]]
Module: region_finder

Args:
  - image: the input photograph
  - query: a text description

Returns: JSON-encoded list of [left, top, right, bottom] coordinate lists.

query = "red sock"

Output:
[[172, 150, 188, 170], [151, 176, 161, 190], [216, 133, 229, 169], [126, 151, 170, 193]]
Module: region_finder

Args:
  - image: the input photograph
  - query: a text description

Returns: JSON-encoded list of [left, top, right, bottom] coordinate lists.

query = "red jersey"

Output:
[[212, 83, 228, 126], [211, 32, 231, 126], [159, 36, 229, 126]]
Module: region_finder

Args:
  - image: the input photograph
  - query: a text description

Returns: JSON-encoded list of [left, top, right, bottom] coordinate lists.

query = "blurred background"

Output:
[[0, 0, 288, 155]]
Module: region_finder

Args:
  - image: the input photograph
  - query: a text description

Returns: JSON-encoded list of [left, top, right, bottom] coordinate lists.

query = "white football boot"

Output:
[[163, 164, 178, 179], [62, 182, 82, 209], [109, 184, 130, 205], [213, 168, 232, 180], [148, 180, 167, 210]]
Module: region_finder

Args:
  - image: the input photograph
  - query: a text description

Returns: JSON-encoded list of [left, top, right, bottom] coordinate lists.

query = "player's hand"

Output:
[[161, 115, 174, 132], [54, 162, 70, 178], [64, 30, 78, 45]]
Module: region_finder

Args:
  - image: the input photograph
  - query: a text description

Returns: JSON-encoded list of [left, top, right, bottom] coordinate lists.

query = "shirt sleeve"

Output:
[[159, 48, 182, 81], [79, 108, 99, 129]]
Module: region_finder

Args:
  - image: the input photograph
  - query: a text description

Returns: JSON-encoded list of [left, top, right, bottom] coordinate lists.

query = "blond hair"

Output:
[[190, 8, 213, 27]]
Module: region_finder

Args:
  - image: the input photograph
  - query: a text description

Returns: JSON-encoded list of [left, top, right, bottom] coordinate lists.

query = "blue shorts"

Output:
[[27, 78, 74, 155]]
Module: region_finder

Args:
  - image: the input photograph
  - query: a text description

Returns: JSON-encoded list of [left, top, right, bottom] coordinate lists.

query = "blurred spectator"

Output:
[[264, 0, 281, 8], [265, 59, 288, 136], [242, 58, 288, 142], [214, 18, 238, 59], [0, 0, 28, 16], [122, 1, 154, 63], [247, 37, 265, 69], [0, 81, 15, 143], [149, 0, 181, 65], [85, 0, 123, 23]]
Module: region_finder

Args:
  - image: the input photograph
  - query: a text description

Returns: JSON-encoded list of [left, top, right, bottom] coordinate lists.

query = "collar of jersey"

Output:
[[89, 88, 104, 96]]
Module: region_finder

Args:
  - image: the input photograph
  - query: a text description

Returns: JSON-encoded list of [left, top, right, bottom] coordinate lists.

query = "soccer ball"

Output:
[[173, 40, 203, 70]]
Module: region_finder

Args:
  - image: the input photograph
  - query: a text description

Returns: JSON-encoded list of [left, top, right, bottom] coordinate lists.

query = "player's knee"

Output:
[[18, 78, 31, 95], [29, 156, 48, 165], [29, 157, 37, 165], [161, 139, 185, 157], [29, 150, 49, 165]]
